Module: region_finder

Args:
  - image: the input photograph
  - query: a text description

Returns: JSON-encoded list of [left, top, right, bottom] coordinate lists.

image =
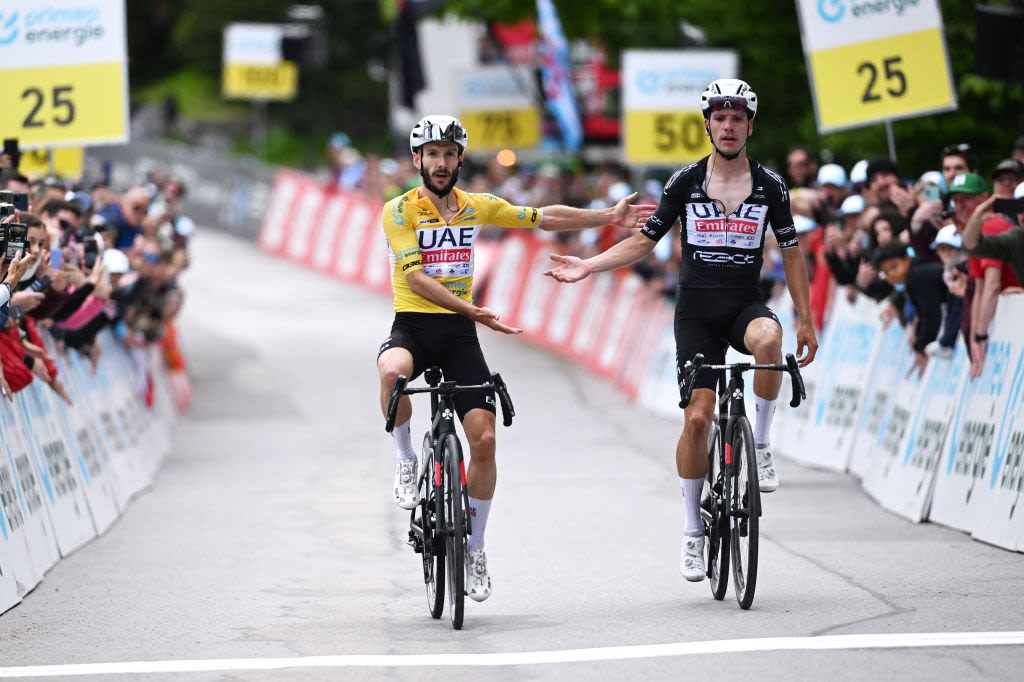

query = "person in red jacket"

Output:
[[0, 311, 35, 395]]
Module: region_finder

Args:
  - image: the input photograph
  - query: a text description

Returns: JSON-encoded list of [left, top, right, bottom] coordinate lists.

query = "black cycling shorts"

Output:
[[675, 288, 780, 394], [378, 312, 495, 420]]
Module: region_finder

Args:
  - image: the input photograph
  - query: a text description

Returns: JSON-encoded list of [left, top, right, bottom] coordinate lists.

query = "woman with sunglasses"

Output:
[[546, 78, 818, 583]]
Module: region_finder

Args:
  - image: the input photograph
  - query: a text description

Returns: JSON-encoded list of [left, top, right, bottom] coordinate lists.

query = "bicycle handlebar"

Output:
[[785, 353, 807, 409], [491, 372, 515, 428], [384, 374, 408, 433], [678, 352, 806, 410], [383, 371, 515, 432]]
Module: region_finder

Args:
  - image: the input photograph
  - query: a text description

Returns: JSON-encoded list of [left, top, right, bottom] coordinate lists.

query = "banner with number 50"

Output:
[[621, 49, 738, 166], [0, 0, 128, 149]]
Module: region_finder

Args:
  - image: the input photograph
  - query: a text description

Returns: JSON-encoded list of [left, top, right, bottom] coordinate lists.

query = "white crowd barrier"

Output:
[[258, 171, 1024, 554], [775, 294, 1024, 551], [0, 333, 180, 615]]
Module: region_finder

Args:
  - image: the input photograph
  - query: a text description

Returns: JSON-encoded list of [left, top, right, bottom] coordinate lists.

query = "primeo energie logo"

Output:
[[0, 6, 105, 48], [817, 0, 921, 24]]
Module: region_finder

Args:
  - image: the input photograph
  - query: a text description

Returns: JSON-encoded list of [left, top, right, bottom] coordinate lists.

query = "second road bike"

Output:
[[679, 350, 805, 609]]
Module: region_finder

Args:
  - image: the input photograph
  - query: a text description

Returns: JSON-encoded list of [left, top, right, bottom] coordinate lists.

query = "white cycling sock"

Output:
[[680, 478, 704, 534], [754, 396, 777, 449], [393, 419, 416, 460], [467, 497, 491, 552]]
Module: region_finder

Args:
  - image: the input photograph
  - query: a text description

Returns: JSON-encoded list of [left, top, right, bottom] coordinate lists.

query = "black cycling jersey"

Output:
[[641, 155, 798, 290]]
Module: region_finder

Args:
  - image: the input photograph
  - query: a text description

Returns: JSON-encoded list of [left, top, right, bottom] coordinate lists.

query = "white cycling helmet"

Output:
[[700, 79, 758, 120], [409, 114, 468, 154]]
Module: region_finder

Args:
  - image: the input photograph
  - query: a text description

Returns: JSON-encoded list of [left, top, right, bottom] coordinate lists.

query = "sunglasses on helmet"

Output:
[[423, 121, 465, 142], [942, 143, 972, 156], [707, 96, 750, 113]]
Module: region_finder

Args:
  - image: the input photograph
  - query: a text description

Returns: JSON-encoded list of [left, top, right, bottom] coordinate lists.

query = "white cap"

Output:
[[607, 181, 633, 203], [817, 163, 847, 188], [102, 248, 130, 274], [174, 215, 196, 237], [1015, 181, 1024, 200], [850, 159, 869, 184], [839, 194, 866, 216], [930, 224, 962, 250], [919, 170, 945, 190], [793, 213, 818, 234]]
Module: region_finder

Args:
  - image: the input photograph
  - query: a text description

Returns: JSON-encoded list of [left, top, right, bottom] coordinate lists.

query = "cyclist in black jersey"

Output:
[[545, 78, 818, 584]]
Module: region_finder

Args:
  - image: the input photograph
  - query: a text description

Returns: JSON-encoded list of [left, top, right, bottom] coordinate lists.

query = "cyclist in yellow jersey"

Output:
[[378, 114, 655, 602]]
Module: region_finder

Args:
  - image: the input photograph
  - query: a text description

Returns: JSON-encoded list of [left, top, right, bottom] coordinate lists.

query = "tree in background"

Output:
[[443, 0, 1020, 175], [127, 0, 392, 163], [126, 0, 1020, 174]]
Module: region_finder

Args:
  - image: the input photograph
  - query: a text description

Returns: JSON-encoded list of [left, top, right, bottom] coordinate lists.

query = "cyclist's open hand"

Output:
[[608, 192, 657, 229], [544, 254, 592, 283], [796, 320, 818, 367], [471, 306, 522, 335]]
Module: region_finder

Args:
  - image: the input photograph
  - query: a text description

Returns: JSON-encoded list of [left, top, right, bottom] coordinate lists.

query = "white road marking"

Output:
[[1, 631, 1023, 677]]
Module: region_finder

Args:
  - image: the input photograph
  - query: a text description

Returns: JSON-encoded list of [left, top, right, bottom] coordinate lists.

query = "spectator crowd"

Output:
[[326, 129, 1024, 382], [0, 145, 192, 407]]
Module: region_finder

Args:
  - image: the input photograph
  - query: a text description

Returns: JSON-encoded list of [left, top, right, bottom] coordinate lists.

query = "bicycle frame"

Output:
[[423, 367, 472, 542], [714, 365, 752, 476], [385, 367, 515, 562]]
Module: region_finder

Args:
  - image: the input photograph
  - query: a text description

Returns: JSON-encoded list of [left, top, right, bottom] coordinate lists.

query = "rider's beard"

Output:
[[421, 164, 460, 198]]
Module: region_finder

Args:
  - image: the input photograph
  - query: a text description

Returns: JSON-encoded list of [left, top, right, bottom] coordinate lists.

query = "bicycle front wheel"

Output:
[[729, 416, 759, 610], [704, 421, 729, 601], [442, 434, 467, 630], [421, 434, 444, 619]]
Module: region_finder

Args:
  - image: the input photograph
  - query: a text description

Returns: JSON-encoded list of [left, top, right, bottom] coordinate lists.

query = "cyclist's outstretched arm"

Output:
[[779, 246, 818, 366], [545, 232, 656, 284], [539, 192, 656, 232], [405, 270, 521, 334]]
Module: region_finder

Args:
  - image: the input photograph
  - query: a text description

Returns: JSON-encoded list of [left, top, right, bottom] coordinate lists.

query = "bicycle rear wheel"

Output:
[[728, 416, 759, 609], [704, 421, 729, 601], [442, 434, 466, 630], [420, 434, 444, 619]]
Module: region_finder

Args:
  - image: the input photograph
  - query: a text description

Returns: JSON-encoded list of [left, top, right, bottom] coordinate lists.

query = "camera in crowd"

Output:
[[0, 211, 27, 262], [994, 197, 1024, 216], [0, 190, 29, 211]]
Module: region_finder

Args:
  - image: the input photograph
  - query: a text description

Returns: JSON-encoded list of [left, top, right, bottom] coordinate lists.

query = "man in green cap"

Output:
[[949, 173, 1021, 378]]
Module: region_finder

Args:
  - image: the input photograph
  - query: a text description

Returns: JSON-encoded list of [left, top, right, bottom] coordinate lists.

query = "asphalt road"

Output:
[[1, 229, 1022, 681]]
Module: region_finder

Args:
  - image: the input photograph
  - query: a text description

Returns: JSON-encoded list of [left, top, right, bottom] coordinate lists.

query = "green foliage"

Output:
[[442, 0, 1022, 175], [135, 69, 246, 120], [128, 0, 391, 165]]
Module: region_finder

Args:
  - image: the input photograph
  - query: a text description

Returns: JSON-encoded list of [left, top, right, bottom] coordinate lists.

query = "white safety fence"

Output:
[[772, 294, 1024, 552], [0, 333, 179, 615]]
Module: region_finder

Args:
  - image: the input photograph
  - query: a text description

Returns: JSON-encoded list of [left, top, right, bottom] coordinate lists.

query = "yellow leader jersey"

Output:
[[382, 187, 542, 313]]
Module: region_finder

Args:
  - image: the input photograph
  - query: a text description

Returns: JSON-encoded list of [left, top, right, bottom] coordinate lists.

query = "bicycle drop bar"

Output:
[[491, 372, 515, 427], [785, 354, 807, 408], [678, 353, 806, 410], [384, 373, 516, 432], [384, 374, 408, 433]]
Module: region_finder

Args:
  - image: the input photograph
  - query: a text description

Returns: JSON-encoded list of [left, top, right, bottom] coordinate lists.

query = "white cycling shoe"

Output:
[[680, 532, 706, 582], [756, 446, 779, 493], [466, 549, 492, 602], [393, 457, 419, 510]]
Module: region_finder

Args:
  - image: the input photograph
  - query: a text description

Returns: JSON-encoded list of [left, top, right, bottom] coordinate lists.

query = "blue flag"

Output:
[[536, 0, 582, 152]]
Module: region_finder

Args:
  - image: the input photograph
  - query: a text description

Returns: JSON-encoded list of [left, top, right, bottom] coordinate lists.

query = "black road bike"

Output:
[[385, 367, 514, 630], [679, 352, 805, 609]]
